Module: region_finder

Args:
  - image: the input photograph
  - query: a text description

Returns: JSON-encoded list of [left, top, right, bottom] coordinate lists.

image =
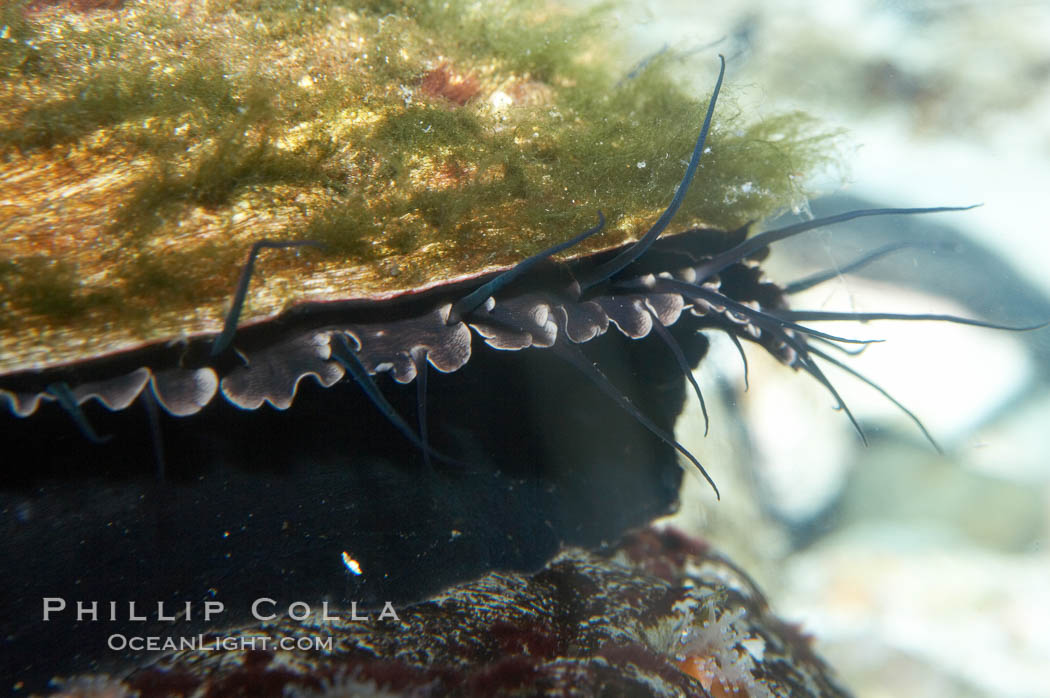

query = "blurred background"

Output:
[[593, 1, 1050, 696]]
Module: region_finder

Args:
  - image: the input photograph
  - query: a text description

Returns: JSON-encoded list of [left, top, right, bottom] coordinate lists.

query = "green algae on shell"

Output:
[[0, 0, 833, 375]]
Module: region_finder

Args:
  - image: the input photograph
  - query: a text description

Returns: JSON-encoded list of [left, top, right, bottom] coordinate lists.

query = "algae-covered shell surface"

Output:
[[0, 0, 823, 379]]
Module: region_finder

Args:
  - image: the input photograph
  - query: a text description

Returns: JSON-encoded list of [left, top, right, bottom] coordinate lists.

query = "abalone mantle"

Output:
[[1, 224, 791, 419], [0, 0, 829, 377]]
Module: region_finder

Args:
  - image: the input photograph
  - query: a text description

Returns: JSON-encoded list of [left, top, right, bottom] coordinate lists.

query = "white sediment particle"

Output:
[[489, 90, 514, 112], [341, 551, 363, 575]]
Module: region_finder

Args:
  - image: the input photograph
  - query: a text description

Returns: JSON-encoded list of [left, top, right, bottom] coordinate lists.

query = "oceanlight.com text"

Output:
[[107, 633, 334, 652]]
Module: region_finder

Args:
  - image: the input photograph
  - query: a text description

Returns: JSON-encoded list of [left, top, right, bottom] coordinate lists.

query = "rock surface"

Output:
[[44, 528, 851, 698]]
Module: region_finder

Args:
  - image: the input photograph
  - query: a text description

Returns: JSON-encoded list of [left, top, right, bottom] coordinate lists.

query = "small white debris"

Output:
[[489, 90, 514, 112], [341, 551, 363, 575], [637, 161, 647, 169]]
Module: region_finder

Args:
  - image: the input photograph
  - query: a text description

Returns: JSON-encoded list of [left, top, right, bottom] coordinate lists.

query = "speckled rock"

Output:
[[44, 528, 851, 697]]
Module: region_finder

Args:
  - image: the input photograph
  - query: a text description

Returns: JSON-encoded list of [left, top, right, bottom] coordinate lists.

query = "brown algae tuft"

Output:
[[0, 0, 833, 373]]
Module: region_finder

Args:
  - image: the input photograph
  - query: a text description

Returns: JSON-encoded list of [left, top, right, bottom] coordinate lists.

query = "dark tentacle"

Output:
[[411, 347, 433, 471], [449, 211, 606, 323], [142, 386, 167, 481], [762, 328, 869, 446], [551, 338, 720, 499], [783, 241, 939, 295], [812, 335, 871, 357], [578, 55, 726, 291], [772, 310, 1050, 332], [330, 334, 457, 467], [807, 345, 942, 453], [726, 330, 750, 391], [655, 279, 883, 347], [619, 37, 726, 86], [621, 43, 671, 83], [692, 205, 979, 284], [211, 239, 326, 357], [46, 382, 111, 444], [657, 281, 870, 443], [644, 302, 710, 436]]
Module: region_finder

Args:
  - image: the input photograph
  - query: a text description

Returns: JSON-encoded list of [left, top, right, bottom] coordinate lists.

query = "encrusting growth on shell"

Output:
[[0, 0, 833, 374]]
